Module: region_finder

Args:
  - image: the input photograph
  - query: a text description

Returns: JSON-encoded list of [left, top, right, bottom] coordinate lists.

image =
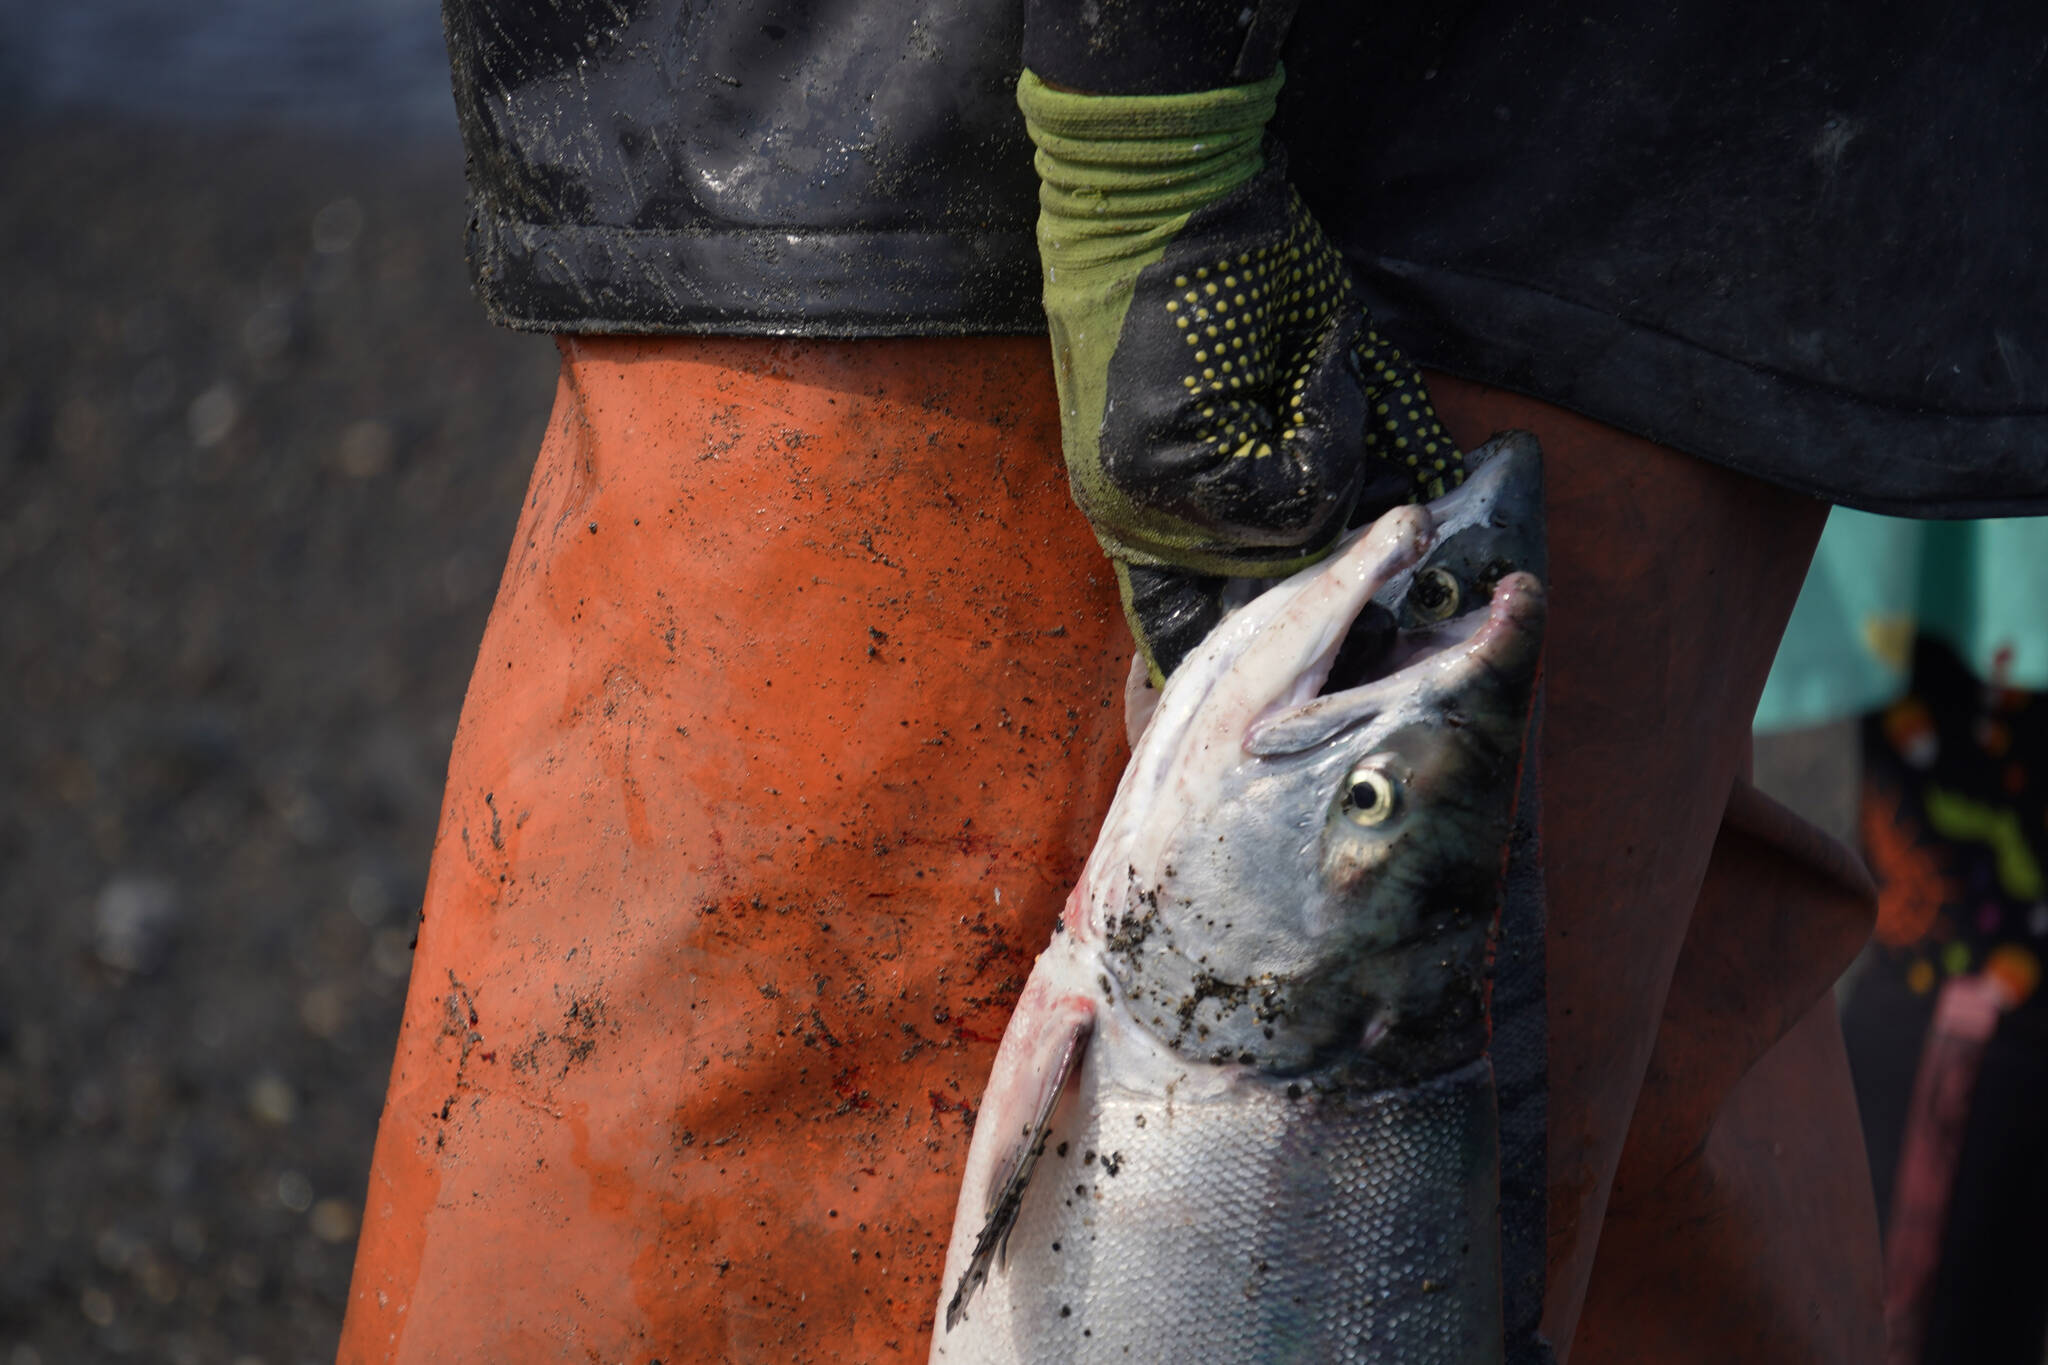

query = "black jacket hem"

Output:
[[467, 212, 1048, 338], [1362, 258, 2048, 521]]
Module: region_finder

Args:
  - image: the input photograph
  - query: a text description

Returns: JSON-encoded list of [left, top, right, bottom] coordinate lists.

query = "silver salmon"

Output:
[[930, 446, 1546, 1364]]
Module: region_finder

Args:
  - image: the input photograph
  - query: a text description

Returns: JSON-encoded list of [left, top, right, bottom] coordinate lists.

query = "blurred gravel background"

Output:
[[0, 6, 558, 1358]]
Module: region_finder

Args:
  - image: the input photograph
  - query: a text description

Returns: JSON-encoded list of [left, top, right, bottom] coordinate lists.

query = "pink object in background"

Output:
[[1882, 950, 2039, 1364]]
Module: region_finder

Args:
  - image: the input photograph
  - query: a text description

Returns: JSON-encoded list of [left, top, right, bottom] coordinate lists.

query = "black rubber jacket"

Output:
[[444, 0, 2048, 516]]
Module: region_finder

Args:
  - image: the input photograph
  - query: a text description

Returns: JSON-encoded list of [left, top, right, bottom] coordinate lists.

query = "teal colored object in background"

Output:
[[1755, 511, 2048, 733]]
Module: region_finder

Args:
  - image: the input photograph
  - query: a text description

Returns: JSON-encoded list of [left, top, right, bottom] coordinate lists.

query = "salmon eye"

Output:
[[1410, 567, 1461, 622], [1340, 765, 1399, 826]]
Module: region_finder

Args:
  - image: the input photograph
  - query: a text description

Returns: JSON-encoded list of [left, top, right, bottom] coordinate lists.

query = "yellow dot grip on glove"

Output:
[[1020, 68, 1465, 682], [1018, 68, 1283, 567]]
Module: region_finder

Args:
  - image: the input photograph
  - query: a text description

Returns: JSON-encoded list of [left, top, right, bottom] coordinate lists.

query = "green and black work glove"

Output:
[[1018, 68, 1465, 681]]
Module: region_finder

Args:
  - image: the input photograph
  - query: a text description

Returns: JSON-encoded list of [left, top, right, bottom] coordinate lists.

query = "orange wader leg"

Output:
[[1574, 781, 1885, 1363], [1424, 376, 1879, 1360], [337, 336, 1129, 1362]]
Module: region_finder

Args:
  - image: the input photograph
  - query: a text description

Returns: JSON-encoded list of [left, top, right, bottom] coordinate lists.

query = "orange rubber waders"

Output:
[[1575, 780, 1884, 1364], [338, 336, 1130, 1362], [1424, 375, 1882, 1364], [340, 347, 1882, 1362]]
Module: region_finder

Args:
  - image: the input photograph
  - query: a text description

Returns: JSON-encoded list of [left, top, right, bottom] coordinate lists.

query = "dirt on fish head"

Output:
[[1099, 458, 1546, 1084]]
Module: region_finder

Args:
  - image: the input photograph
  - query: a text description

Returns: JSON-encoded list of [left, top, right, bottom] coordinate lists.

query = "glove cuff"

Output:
[[1017, 69, 1281, 253], [1016, 67, 1282, 142]]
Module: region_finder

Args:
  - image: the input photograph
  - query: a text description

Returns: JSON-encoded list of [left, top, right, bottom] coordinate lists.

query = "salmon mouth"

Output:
[[1116, 434, 1545, 823], [1232, 431, 1547, 757], [1244, 567, 1544, 760]]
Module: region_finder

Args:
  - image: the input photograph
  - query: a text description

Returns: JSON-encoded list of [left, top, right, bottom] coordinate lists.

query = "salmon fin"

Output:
[[943, 1005, 1092, 1331]]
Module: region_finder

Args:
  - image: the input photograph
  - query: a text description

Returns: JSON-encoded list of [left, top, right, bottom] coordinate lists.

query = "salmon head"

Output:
[[1084, 436, 1546, 1085]]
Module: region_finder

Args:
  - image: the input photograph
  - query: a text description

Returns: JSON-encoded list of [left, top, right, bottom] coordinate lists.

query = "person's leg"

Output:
[[1422, 374, 1861, 1357], [1578, 996, 1884, 1362], [337, 336, 1131, 1362], [1571, 781, 1885, 1363]]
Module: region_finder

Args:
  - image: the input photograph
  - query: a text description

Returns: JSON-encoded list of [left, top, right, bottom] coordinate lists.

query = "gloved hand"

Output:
[[1019, 68, 1465, 681]]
